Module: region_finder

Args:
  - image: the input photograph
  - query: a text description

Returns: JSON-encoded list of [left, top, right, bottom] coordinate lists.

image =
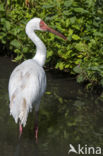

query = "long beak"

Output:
[[40, 20, 67, 40], [47, 26, 67, 40]]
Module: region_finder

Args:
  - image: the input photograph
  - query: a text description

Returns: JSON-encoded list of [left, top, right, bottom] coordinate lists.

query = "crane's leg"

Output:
[[19, 122, 23, 138], [34, 111, 39, 143], [34, 102, 40, 143]]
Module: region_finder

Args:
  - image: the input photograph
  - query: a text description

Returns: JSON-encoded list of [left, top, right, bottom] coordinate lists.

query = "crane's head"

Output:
[[26, 17, 67, 40]]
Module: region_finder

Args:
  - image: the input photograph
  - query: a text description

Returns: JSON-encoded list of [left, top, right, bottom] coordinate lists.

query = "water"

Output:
[[0, 57, 103, 156]]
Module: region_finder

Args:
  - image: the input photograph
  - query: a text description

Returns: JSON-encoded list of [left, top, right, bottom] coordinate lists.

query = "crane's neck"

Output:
[[26, 29, 46, 67]]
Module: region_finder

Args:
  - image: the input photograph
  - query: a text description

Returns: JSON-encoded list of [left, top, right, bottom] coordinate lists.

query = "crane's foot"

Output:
[[19, 124, 23, 138]]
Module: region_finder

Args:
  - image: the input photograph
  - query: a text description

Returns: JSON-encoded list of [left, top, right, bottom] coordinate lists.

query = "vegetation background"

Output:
[[0, 0, 103, 88]]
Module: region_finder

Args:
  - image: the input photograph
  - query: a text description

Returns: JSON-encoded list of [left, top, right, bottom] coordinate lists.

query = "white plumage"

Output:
[[8, 17, 66, 137], [9, 59, 46, 126]]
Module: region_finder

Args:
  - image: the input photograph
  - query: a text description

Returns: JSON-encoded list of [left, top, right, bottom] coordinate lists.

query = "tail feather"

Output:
[[10, 95, 29, 127]]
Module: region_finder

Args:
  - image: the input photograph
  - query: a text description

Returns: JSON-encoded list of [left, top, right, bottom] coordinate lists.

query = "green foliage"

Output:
[[0, 0, 103, 87]]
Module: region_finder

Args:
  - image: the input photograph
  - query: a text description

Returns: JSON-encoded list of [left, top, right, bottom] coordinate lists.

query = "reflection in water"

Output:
[[14, 143, 20, 156], [14, 139, 40, 156], [0, 57, 103, 156]]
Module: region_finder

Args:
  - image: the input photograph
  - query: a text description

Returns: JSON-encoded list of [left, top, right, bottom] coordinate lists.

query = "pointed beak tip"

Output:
[[64, 37, 67, 41], [61, 36, 67, 41]]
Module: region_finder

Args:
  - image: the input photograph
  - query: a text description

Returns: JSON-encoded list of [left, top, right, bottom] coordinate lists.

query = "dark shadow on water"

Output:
[[0, 57, 103, 156], [14, 142, 20, 156], [14, 137, 40, 156]]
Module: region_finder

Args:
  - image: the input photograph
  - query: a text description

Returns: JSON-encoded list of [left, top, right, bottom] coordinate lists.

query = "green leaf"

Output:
[[65, 64, 70, 68], [0, 4, 5, 11], [13, 54, 23, 62], [85, 0, 94, 8], [23, 47, 29, 53], [72, 34, 80, 40], [47, 50, 53, 58], [72, 24, 80, 30], [77, 75, 84, 83], [11, 27, 21, 36], [43, 4, 55, 8], [14, 49, 20, 54], [64, 0, 73, 7], [75, 42, 86, 51], [70, 17, 76, 24], [69, 29, 73, 35], [93, 32, 103, 37], [10, 39, 21, 48], [58, 97, 63, 104], [1, 18, 6, 23], [5, 21, 11, 31], [65, 19, 70, 27], [45, 91, 51, 95], [55, 62, 64, 70], [0, 32, 6, 40], [73, 8, 88, 14], [63, 11, 72, 16], [1, 19, 11, 30], [67, 35, 72, 41], [88, 66, 99, 71], [73, 66, 82, 73]]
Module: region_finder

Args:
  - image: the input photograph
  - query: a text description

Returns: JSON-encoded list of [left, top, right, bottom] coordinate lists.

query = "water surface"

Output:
[[0, 57, 103, 156]]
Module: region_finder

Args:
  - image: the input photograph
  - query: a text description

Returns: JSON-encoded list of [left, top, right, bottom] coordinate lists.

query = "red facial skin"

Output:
[[40, 20, 67, 40]]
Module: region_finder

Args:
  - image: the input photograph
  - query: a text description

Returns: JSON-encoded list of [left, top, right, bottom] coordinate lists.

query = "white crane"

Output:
[[8, 17, 66, 140]]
